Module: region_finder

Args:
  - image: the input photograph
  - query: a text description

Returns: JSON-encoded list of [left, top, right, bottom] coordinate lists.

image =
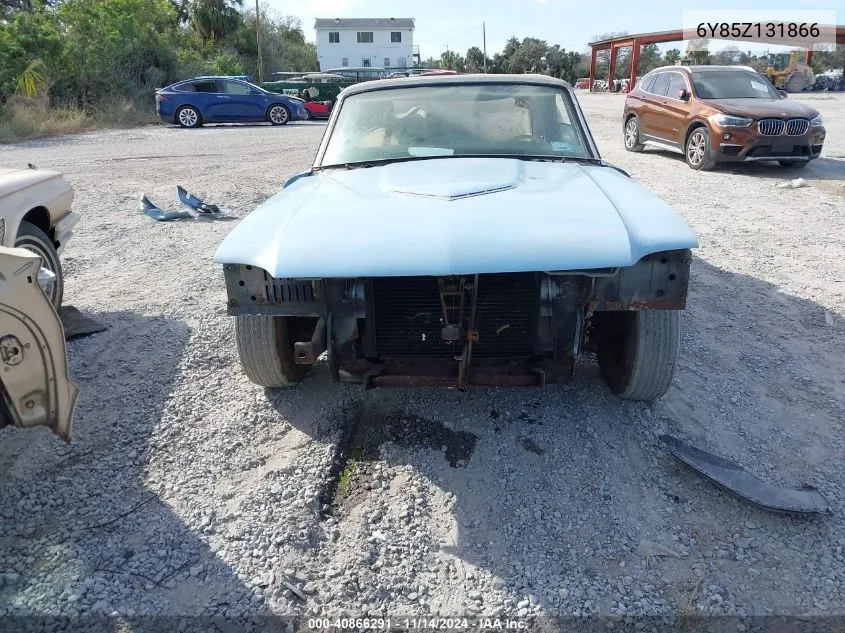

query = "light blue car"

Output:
[[214, 74, 699, 402]]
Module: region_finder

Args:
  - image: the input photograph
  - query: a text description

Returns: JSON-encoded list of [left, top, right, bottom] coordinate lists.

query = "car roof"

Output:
[[340, 73, 574, 97], [646, 65, 758, 75]]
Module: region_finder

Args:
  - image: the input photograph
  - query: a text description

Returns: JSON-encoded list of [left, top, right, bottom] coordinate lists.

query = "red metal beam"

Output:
[[629, 38, 640, 90], [588, 46, 597, 91], [608, 46, 618, 88], [588, 24, 845, 53]]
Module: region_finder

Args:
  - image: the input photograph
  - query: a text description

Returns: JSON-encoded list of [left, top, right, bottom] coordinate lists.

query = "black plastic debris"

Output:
[[177, 185, 221, 214], [660, 434, 830, 515], [141, 187, 232, 221], [59, 305, 107, 340]]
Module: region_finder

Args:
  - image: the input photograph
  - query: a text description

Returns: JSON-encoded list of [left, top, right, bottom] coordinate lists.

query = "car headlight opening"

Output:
[[711, 114, 753, 128]]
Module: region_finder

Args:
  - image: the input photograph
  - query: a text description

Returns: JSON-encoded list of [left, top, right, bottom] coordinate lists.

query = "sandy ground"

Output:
[[0, 92, 844, 628]]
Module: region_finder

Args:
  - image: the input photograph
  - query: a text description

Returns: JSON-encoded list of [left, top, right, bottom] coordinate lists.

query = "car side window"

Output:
[[224, 81, 253, 95], [666, 73, 688, 99], [193, 81, 218, 93], [650, 73, 671, 97], [175, 82, 196, 92], [640, 74, 657, 93]]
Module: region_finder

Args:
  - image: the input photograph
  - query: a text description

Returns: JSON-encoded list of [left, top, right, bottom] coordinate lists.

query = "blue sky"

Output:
[[267, 0, 837, 58]]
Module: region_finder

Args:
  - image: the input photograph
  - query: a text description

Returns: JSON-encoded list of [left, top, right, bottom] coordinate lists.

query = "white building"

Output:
[[314, 18, 418, 72]]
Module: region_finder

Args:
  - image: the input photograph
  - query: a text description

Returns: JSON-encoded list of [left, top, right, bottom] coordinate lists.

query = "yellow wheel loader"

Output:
[[765, 51, 814, 93]]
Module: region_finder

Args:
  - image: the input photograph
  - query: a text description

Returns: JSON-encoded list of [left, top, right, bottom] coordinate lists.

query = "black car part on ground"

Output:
[[141, 187, 232, 221], [141, 195, 192, 222], [177, 185, 221, 214], [660, 434, 830, 515]]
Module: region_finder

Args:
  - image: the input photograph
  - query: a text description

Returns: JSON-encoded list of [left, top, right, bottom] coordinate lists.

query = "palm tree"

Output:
[[188, 0, 243, 44]]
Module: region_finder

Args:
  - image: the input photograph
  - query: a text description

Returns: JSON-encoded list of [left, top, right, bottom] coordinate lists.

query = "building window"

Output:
[[341, 57, 349, 67], [357, 31, 373, 43], [328, 31, 339, 43], [362, 58, 371, 67], [391, 31, 401, 43], [384, 57, 391, 68]]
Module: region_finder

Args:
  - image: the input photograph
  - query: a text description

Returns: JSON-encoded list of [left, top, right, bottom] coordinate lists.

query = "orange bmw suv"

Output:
[[622, 65, 826, 170]]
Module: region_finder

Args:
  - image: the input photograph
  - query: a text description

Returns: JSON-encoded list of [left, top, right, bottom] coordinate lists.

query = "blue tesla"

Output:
[[155, 76, 308, 128]]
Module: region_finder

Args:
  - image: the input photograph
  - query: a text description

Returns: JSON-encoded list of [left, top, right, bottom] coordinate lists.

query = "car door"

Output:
[[657, 71, 694, 147], [218, 80, 267, 121], [637, 72, 670, 139], [0, 247, 78, 442], [189, 79, 224, 121]]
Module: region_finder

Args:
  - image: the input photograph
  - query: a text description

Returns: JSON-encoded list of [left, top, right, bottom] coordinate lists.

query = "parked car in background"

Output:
[[623, 65, 826, 170], [0, 165, 80, 309], [214, 74, 698, 403], [0, 246, 78, 442], [155, 76, 309, 128]]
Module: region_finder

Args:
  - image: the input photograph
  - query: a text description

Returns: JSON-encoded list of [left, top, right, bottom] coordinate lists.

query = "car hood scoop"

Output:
[[381, 158, 522, 200]]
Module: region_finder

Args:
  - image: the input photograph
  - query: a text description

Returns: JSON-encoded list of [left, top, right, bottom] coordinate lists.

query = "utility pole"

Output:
[[483, 22, 487, 73], [255, 0, 264, 84]]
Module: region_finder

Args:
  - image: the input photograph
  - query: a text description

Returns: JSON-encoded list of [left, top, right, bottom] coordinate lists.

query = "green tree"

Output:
[[465, 46, 487, 73], [58, 0, 180, 103], [188, 0, 242, 45], [230, 10, 316, 76], [438, 50, 464, 71], [0, 5, 63, 98], [637, 43, 662, 75], [664, 48, 681, 65]]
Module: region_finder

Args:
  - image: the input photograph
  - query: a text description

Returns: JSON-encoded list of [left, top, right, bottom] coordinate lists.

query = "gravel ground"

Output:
[[0, 93, 844, 628]]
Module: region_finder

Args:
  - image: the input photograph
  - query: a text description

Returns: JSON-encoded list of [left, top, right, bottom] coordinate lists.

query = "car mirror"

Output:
[[677, 89, 690, 101], [777, 89, 788, 99]]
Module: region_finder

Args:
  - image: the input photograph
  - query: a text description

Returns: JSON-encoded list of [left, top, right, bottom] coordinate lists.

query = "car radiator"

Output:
[[371, 274, 539, 359]]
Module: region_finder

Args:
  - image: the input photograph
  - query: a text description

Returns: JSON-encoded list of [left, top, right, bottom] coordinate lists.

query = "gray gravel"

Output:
[[0, 93, 844, 622]]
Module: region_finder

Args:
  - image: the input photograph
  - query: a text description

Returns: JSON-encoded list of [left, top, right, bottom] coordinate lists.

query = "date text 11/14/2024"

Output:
[[307, 617, 529, 630]]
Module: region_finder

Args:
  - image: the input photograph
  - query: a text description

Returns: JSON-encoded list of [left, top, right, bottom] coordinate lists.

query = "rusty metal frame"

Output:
[[293, 317, 326, 365], [344, 357, 552, 389], [590, 249, 691, 311]]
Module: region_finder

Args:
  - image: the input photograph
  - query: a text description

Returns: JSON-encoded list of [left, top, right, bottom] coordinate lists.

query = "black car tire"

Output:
[[234, 315, 314, 387], [267, 104, 290, 126], [623, 116, 645, 152], [594, 309, 681, 402], [779, 160, 809, 169], [685, 128, 715, 171], [176, 106, 202, 128], [15, 220, 64, 309]]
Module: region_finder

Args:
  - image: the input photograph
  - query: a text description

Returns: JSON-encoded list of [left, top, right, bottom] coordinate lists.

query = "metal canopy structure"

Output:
[[587, 24, 845, 91]]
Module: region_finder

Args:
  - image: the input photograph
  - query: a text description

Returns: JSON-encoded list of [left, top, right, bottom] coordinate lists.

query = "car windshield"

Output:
[[692, 70, 780, 99], [318, 83, 592, 167]]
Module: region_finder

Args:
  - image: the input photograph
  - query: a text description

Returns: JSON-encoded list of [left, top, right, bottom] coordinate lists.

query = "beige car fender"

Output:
[[0, 246, 78, 442]]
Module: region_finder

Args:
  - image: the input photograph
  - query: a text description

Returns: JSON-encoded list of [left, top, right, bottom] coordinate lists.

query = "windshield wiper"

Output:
[[314, 156, 440, 171], [315, 154, 629, 177]]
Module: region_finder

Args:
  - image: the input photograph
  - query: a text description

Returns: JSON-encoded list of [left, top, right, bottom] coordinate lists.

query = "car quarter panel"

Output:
[[0, 170, 74, 248], [213, 159, 699, 278]]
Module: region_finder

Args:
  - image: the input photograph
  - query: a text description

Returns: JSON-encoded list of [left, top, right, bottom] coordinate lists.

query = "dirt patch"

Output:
[[319, 401, 478, 517]]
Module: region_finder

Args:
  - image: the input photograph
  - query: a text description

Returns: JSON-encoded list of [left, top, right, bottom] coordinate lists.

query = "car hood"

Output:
[[0, 167, 63, 198], [213, 157, 699, 278], [703, 98, 819, 119]]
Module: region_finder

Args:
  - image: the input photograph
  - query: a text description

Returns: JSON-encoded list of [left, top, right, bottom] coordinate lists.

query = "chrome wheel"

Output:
[[178, 107, 199, 128], [686, 131, 706, 166], [624, 119, 638, 148], [15, 220, 63, 309], [269, 105, 289, 125]]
